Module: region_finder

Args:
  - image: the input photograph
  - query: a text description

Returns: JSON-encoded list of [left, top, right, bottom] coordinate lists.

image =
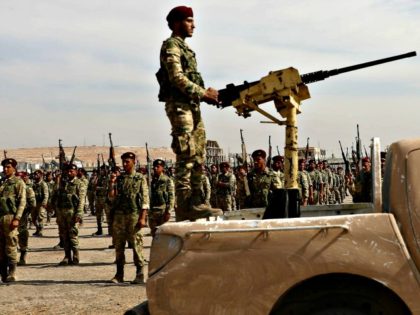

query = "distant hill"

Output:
[[0, 146, 175, 168]]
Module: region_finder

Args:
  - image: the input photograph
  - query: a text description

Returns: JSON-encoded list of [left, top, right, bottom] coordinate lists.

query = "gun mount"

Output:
[[216, 51, 416, 204], [217, 51, 416, 114]]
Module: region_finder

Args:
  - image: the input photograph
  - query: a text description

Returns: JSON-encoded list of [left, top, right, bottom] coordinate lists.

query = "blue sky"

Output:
[[0, 0, 419, 156]]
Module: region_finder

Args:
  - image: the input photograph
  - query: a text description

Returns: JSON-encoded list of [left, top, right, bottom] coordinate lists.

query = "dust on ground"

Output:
[[0, 214, 149, 315]]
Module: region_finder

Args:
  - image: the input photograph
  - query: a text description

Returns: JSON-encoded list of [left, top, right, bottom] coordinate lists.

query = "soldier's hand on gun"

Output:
[[74, 216, 82, 225], [202, 87, 219, 105], [10, 218, 19, 230]]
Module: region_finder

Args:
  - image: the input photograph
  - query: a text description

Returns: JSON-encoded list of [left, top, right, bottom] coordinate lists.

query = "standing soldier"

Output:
[[209, 164, 219, 208], [297, 159, 310, 206], [93, 166, 108, 236], [108, 152, 149, 284], [149, 159, 175, 237], [0, 158, 26, 282], [16, 172, 36, 266], [216, 162, 236, 212], [271, 155, 285, 186], [307, 160, 324, 205], [87, 170, 97, 216], [247, 150, 283, 208], [45, 171, 55, 223], [158, 5, 221, 221], [32, 170, 49, 237], [235, 165, 250, 210], [56, 164, 87, 266], [77, 168, 89, 213]]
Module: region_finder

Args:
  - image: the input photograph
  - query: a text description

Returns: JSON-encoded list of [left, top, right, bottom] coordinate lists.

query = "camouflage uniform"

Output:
[[216, 172, 236, 212], [149, 173, 175, 236], [56, 176, 87, 264], [18, 180, 36, 264], [109, 169, 149, 279], [235, 173, 250, 210], [0, 174, 26, 282], [159, 35, 208, 218], [95, 173, 109, 235], [32, 179, 49, 236], [247, 168, 283, 207], [209, 171, 218, 208], [45, 178, 55, 222], [297, 170, 310, 205], [87, 173, 96, 215], [308, 169, 323, 205]]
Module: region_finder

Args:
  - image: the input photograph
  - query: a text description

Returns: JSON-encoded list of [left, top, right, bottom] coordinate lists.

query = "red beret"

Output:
[[166, 6, 193, 24], [362, 157, 371, 163]]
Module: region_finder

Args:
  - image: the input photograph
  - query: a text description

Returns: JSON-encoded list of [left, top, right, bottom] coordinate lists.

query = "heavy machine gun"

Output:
[[215, 51, 416, 218]]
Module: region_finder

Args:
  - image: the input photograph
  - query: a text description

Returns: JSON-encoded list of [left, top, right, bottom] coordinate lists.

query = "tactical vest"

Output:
[[58, 179, 80, 210], [33, 181, 46, 203], [151, 175, 170, 208], [115, 173, 143, 214], [0, 177, 20, 216], [156, 38, 204, 102]]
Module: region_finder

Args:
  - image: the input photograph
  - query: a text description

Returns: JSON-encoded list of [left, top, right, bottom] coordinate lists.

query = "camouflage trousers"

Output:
[[18, 210, 30, 251], [148, 208, 166, 237], [56, 209, 80, 251], [31, 205, 46, 228], [112, 213, 145, 267], [217, 195, 233, 212], [87, 191, 95, 214], [96, 198, 112, 234], [165, 101, 206, 194], [0, 214, 19, 264]]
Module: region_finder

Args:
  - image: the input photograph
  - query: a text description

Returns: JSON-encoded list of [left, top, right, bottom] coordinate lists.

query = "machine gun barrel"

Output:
[[218, 51, 416, 107], [300, 51, 416, 84]]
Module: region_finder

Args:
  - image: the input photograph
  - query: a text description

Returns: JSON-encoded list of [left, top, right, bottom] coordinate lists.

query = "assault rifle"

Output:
[[3, 150, 7, 159], [216, 51, 416, 112], [339, 140, 351, 175], [108, 133, 117, 170], [240, 129, 248, 169], [69, 146, 77, 165], [305, 137, 310, 160], [145, 143, 152, 199], [267, 135, 272, 168]]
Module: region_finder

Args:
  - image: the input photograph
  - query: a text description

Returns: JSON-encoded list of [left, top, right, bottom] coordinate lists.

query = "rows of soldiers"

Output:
[[0, 148, 372, 284]]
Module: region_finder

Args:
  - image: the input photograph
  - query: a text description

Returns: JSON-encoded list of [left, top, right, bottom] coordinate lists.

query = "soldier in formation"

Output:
[[17, 171, 36, 266], [55, 163, 87, 266], [32, 169, 49, 236], [149, 159, 174, 237], [215, 162, 236, 212], [108, 152, 149, 284], [0, 158, 26, 283]]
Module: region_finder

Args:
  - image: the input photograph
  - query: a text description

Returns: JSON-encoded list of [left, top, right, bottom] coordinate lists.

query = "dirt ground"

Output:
[[0, 213, 150, 315]]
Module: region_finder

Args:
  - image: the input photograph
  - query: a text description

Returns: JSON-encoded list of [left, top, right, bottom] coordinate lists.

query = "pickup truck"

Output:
[[139, 137, 420, 315]]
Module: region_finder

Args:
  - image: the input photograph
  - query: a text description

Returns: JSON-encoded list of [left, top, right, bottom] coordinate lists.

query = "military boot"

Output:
[[189, 189, 223, 220], [189, 204, 223, 220], [38, 224, 44, 237], [6, 263, 17, 282], [131, 265, 145, 285], [53, 237, 64, 249], [111, 263, 124, 283], [18, 250, 27, 266], [0, 263, 8, 283], [71, 248, 80, 265], [92, 219, 103, 236], [58, 249, 72, 266]]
